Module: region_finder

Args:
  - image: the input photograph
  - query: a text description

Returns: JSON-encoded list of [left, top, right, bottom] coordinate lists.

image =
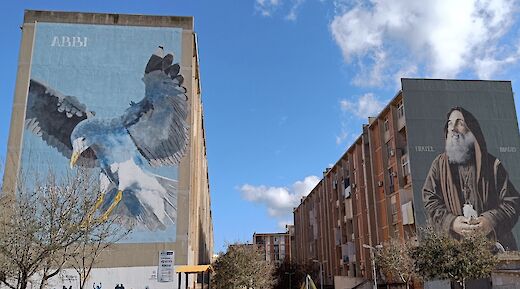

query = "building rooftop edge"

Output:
[[401, 77, 511, 83], [23, 10, 194, 30], [253, 232, 291, 236]]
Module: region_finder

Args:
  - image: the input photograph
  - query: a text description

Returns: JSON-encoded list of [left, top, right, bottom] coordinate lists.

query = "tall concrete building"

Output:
[[2, 10, 213, 289], [294, 79, 520, 288]]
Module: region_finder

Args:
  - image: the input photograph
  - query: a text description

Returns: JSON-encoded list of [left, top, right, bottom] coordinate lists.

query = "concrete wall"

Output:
[[2, 10, 213, 283], [333, 276, 366, 289]]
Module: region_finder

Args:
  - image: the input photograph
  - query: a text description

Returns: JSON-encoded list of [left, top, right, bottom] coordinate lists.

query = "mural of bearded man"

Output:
[[422, 106, 520, 250]]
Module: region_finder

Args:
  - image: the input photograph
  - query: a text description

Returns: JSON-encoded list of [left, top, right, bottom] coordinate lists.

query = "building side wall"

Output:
[[187, 41, 213, 265], [2, 11, 213, 272], [1, 22, 34, 194]]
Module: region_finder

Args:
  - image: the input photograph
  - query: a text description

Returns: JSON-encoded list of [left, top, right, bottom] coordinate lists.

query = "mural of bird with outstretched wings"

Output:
[[24, 47, 189, 231]]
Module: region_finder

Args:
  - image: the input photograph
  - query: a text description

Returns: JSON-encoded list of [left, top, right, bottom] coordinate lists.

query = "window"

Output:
[[344, 178, 350, 189], [383, 118, 389, 131], [388, 168, 395, 189], [386, 143, 394, 158], [344, 178, 351, 198], [397, 101, 404, 119], [255, 236, 265, 245], [402, 154, 410, 176], [390, 195, 398, 224]]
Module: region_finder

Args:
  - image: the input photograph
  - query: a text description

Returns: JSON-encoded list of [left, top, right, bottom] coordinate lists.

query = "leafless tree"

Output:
[[0, 168, 132, 289], [68, 206, 133, 289]]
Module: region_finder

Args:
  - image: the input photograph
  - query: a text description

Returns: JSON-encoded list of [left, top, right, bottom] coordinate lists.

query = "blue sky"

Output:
[[2, 0, 520, 253]]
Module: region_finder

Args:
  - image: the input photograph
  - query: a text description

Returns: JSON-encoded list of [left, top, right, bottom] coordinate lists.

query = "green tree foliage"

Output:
[[375, 239, 417, 289], [410, 228, 498, 289], [212, 243, 275, 289], [272, 260, 316, 289]]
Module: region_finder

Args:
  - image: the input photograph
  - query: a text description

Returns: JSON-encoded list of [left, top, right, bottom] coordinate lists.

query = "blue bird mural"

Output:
[[24, 47, 189, 231]]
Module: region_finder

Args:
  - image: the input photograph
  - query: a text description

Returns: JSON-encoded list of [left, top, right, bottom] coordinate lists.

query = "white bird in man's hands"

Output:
[[25, 47, 189, 231]]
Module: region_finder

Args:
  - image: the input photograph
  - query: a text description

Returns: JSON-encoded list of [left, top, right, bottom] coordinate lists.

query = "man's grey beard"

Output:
[[445, 131, 476, 164]]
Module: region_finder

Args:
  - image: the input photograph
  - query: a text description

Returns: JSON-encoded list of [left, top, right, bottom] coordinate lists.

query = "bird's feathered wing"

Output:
[[25, 79, 97, 167], [123, 48, 189, 167]]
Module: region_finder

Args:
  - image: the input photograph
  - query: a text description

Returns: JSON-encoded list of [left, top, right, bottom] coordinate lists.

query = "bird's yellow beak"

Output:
[[70, 151, 80, 169]]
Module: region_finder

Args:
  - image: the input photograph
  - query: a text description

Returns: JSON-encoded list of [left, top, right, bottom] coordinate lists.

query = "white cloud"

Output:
[[336, 127, 359, 146], [277, 219, 292, 230], [256, 0, 306, 20], [256, 0, 281, 16], [336, 93, 385, 145], [286, 0, 305, 21], [352, 49, 388, 87], [239, 175, 320, 221], [474, 44, 520, 78], [335, 128, 348, 145], [393, 64, 418, 89], [330, 0, 519, 85], [340, 93, 385, 119]]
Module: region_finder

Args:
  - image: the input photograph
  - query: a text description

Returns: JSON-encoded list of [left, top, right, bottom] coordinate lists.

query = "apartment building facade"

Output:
[[253, 228, 293, 265], [2, 10, 213, 289], [294, 79, 520, 288]]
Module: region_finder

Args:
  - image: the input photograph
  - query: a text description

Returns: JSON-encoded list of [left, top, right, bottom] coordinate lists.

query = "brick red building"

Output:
[[294, 91, 415, 287], [253, 229, 293, 265]]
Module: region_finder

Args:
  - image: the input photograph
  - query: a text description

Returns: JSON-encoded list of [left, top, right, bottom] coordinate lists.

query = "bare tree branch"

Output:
[[0, 168, 133, 289]]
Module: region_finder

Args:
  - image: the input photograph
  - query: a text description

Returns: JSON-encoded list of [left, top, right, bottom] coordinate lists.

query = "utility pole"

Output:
[[362, 244, 382, 289], [312, 259, 327, 289], [285, 271, 295, 289]]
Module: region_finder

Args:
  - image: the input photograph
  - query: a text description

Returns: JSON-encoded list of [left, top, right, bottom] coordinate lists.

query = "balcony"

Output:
[[384, 129, 391, 143], [397, 114, 406, 131], [345, 199, 353, 219], [402, 201, 415, 225], [344, 186, 351, 198], [404, 174, 412, 185]]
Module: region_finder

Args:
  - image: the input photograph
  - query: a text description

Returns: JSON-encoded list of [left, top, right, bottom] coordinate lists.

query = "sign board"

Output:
[[158, 250, 175, 282]]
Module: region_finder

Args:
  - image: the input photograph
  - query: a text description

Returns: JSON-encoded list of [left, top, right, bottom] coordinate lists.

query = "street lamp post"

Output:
[[362, 244, 382, 289], [312, 259, 327, 289], [284, 272, 295, 289]]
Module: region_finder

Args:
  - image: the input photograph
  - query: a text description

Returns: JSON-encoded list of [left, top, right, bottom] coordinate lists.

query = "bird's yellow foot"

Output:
[[93, 193, 105, 212], [81, 193, 105, 228], [101, 190, 123, 221]]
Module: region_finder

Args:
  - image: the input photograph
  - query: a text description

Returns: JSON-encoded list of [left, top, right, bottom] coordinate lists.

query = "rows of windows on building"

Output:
[[253, 225, 294, 265], [292, 93, 415, 286]]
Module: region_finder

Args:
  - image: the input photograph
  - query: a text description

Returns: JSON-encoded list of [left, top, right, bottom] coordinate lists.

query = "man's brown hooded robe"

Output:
[[422, 107, 520, 250]]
